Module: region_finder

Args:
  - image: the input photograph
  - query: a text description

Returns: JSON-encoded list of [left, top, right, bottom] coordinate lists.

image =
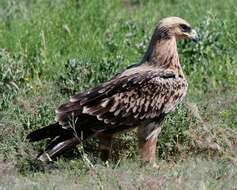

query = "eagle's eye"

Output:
[[179, 24, 191, 33]]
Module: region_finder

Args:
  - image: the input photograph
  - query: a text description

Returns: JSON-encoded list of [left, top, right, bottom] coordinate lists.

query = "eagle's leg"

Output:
[[97, 133, 113, 161], [137, 123, 161, 167]]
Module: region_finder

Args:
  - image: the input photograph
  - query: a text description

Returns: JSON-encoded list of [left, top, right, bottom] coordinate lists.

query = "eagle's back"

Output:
[[55, 66, 188, 131]]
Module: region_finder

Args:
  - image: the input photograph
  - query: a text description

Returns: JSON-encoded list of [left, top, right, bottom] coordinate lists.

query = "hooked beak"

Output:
[[190, 29, 199, 43]]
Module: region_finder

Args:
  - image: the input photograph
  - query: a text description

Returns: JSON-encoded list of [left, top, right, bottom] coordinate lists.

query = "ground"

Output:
[[0, 0, 237, 189]]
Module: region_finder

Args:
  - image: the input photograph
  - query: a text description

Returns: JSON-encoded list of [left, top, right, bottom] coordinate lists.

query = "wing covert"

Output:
[[55, 71, 187, 126]]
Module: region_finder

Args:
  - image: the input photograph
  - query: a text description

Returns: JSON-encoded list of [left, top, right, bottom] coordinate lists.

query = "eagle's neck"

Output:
[[142, 35, 184, 77]]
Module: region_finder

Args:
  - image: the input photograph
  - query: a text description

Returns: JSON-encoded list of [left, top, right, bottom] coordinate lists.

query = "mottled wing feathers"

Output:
[[55, 71, 187, 126]]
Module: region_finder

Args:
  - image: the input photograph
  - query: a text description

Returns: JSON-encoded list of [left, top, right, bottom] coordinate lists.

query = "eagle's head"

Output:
[[157, 16, 198, 42]]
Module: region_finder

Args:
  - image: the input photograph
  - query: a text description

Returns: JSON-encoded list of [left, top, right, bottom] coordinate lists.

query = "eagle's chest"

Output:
[[177, 77, 188, 98], [163, 77, 188, 113]]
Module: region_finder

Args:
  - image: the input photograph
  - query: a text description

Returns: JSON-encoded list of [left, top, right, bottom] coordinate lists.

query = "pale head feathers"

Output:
[[155, 16, 198, 41], [158, 17, 191, 29], [142, 16, 198, 67]]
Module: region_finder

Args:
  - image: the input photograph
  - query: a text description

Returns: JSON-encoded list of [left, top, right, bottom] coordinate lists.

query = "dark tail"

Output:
[[26, 123, 64, 142], [26, 123, 80, 162], [27, 123, 93, 162], [37, 136, 80, 162]]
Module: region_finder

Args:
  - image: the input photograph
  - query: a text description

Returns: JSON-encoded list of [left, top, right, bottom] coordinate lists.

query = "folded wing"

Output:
[[55, 70, 187, 129]]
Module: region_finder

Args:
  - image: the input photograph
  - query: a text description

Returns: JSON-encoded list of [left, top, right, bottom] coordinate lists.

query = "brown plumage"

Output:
[[27, 17, 198, 165]]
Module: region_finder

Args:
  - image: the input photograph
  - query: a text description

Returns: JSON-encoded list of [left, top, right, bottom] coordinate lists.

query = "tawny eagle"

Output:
[[27, 17, 198, 166]]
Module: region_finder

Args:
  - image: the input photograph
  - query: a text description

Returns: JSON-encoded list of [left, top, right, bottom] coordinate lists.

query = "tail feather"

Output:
[[26, 123, 64, 142], [37, 137, 79, 162], [27, 122, 96, 162], [44, 133, 74, 152]]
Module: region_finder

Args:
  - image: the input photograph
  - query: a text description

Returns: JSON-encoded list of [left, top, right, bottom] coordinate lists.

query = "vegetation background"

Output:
[[0, 0, 237, 189]]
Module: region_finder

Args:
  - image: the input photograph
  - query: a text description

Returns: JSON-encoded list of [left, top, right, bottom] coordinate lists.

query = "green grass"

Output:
[[0, 0, 237, 189]]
